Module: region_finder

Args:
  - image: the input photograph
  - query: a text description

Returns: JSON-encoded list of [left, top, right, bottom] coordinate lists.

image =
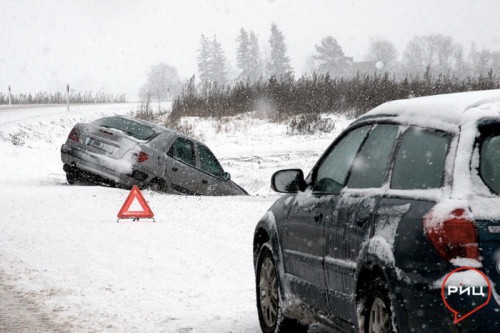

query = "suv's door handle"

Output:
[[314, 212, 323, 224], [172, 167, 178, 172], [202, 179, 208, 184]]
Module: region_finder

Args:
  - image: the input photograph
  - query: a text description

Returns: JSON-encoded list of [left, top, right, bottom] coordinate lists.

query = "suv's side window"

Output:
[[313, 125, 370, 193], [391, 127, 450, 190], [197, 144, 224, 178], [167, 137, 196, 166], [347, 124, 399, 189]]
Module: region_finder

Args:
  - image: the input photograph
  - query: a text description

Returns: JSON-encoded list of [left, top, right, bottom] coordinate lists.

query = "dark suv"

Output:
[[253, 90, 500, 333]]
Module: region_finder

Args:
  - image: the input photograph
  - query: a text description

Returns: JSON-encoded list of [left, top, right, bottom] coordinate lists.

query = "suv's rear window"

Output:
[[480, 135, 500, 194], [391, 128, 450, 190], [94, 117, 158, 141]]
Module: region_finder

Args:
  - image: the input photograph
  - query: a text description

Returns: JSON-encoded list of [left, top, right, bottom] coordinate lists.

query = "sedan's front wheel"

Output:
[[256, 246, 307, 333]]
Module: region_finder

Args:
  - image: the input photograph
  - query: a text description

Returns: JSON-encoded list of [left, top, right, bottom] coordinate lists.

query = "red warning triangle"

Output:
[[117, 185, 154, 219]]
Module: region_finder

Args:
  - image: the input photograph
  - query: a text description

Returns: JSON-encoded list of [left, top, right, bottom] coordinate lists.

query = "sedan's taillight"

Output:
[[68, 126, 80, 142], [137, 152, 149, 163], [423, 207, 479, 261]]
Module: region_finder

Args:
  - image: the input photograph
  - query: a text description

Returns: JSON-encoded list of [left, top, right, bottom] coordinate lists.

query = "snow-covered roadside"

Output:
[[0, 104, 351, 332]]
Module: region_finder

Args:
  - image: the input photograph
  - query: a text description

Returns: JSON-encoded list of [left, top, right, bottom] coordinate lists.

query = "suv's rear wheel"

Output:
[[363, 278, 395, 333], [256, 246, 307, 333]]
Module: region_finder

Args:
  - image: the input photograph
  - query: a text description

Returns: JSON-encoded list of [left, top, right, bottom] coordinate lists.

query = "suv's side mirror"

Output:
[[271, 169, 306, 193], [223, 172, 231, 182]]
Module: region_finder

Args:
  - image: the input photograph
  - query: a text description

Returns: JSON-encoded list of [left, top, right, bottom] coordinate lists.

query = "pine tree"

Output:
[[236, 28, 251, 80], [248, 32, 262, 81], [197, 34, 228, 85], [267, 23, 292, 77], [209, 35, 227, 85], [313, 36, 351, 77], [197, 34, 211, 83]]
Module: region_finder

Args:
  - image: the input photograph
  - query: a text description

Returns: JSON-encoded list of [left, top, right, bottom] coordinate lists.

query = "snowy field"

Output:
[[0, 103, 351, 332]]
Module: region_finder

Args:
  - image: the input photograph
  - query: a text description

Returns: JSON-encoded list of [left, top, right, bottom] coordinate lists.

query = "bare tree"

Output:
[[142, 63, 181, 112], [403, 36, 426, 74], [469, 44, 495, 75], [492, 52, 500, 76], [453, 44, 467, 75], [403, 34, 458, 75], [365, 38, 398, 70]]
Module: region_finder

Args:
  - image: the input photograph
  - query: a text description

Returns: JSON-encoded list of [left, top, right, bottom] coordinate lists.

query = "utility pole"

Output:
[[8, 85, 11, 106], [66, 83, 70, 111], [158, 91, 161, 114]]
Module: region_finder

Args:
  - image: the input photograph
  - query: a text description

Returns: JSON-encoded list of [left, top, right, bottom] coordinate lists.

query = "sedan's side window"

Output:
[[347, 124, 399, 189], [390, 128, 451, 190], [198, 144, 224, 177], [167, 137, 196, 166], [313, 126, 370, 193]]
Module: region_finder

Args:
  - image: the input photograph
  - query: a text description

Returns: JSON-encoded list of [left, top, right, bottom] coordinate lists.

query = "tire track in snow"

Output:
[[0, 272, 67, 333]]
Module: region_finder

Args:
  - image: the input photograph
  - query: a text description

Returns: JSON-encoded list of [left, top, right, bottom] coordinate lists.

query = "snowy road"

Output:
[[0, 271, 66, 332], [0, 104, 348, 332]]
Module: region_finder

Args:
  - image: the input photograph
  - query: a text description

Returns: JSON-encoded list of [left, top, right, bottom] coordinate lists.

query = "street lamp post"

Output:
[[66, 83, 70, 112]]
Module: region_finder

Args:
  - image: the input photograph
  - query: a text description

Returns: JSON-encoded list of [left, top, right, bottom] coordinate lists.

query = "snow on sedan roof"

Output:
[[361, 89, 500, 126]]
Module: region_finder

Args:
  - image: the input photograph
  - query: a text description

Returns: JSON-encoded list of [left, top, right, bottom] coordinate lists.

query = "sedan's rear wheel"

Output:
[[256, 246, 307, 333], [147, 179, 168, 192], [66, 172, 79, 184]]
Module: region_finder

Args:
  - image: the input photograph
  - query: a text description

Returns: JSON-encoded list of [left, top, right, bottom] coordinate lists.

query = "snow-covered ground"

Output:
[[0, 104, 351, 332]]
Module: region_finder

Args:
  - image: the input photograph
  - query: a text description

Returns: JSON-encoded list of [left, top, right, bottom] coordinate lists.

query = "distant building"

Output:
[[346, 59, 379, 76]]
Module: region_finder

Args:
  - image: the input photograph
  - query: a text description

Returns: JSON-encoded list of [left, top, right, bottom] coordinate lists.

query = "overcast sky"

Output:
[[1, 0, 499, 98]]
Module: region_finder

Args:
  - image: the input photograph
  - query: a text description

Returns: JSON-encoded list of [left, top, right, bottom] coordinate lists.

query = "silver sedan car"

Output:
[[60, 116, 247, 195]]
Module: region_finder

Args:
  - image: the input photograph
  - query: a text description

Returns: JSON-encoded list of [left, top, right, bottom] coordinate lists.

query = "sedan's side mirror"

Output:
[[271, 169, 306, 193], [223, 172, 231, 182]]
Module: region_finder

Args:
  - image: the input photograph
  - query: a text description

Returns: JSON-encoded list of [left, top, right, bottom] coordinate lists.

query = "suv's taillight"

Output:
[[423, 208, 479, 261], [137, 152, 149, 163], [68, 126, 80, 142]]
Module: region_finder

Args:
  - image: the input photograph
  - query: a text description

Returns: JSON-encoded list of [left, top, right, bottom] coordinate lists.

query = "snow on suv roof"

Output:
[[360, 89, 500, 127]]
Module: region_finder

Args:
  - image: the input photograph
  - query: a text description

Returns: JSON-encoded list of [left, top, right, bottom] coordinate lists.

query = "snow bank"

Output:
[[0, 104, 353, 332]]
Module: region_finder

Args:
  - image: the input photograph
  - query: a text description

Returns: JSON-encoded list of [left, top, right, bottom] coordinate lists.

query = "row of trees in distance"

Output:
[[170, 71, 500, 122], [0, 90, 126, 105], [141, 23, 500, 109]]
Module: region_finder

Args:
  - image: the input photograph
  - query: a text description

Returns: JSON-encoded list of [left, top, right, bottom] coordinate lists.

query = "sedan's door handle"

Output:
[[172, 167, 178, 172], [202, 179, 208, 184], [314, 212, 324, 224], [356, 211, 370, 226]]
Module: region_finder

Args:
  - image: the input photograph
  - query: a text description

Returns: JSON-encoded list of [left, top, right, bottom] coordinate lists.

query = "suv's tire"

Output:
[[256, 245, 307, 333], [363, 277, 396, 333]]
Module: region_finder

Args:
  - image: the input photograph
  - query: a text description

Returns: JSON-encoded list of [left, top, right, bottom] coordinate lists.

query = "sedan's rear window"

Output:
[[94, 117, 158, 141], [480, 135, 500, 194]]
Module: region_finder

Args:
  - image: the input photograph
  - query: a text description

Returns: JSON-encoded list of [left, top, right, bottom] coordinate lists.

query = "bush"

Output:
[[287, 114, 335, 135]]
